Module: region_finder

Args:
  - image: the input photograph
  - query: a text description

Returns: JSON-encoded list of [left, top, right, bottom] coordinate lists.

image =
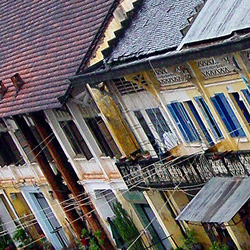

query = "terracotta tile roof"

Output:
[[0, 0, 114, 117]]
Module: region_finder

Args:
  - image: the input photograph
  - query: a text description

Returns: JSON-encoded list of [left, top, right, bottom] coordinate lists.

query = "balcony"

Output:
[[115, 151, 250, 190]]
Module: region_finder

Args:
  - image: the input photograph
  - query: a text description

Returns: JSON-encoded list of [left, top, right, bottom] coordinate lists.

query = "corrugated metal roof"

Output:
[[176, 177, 250, 223], [179, 0, 250, 48]]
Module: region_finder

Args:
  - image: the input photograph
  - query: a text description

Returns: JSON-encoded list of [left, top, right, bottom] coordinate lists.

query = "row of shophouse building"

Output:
[[1, 0, 250, 249]]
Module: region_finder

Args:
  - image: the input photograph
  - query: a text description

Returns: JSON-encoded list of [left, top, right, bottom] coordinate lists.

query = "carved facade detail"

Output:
[[196, 56, 235, 79], [154, 66, 192, 86], [240, 49, 250, 70]]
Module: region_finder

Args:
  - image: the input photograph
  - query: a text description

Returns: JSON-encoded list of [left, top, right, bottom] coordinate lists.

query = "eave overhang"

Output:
[[70, 33, 250, 86]]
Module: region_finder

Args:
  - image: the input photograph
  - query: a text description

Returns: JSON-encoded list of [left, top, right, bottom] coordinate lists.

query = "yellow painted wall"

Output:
[[165, 190, 212, 250], [4, 188, 42, 240]]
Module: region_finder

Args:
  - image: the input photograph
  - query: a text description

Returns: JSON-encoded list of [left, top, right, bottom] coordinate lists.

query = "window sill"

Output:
[[73, 154, 93, 161], [100, 155, 112, 160], [185, 142, 203, 148], [237, 137, 249, 143]]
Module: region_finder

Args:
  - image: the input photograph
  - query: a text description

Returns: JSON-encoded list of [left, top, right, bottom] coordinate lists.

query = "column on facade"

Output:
[[164, 190, 212, 249], [225, 213, 250, 250], [87, 85, 139, 156], [14, 115, 84, 239], [143, 190, 184, 248], [30, 112, 114, 250], [188, 61, 237, 151]]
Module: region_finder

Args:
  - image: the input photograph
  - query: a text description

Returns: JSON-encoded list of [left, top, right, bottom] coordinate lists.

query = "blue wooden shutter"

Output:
[[211, 96, 234, 135], [195, 96, 223, 140], [167, 104, 190, 142], [187, 101, 214, 146], [212, 93, 245, 137], [168, 103, 200, 142], [176, 102, 200, 141], [242, 89, 250, 106], [216, 93, 245, 137]]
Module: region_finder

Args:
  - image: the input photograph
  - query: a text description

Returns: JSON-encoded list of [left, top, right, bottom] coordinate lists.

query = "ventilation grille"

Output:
[[111, 78, 145, 95]]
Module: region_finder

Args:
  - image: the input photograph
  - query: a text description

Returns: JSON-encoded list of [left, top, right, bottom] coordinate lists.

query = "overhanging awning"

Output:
[[176, 177, 250, 224]]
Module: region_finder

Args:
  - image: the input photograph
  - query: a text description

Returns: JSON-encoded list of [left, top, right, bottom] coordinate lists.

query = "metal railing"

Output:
[[116, 151, 250, 190]]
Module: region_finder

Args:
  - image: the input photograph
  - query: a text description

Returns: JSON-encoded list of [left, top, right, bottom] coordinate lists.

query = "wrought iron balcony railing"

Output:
[[115, 151, 250, 190]]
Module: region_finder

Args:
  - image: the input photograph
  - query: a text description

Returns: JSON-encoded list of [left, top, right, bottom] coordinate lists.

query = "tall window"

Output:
[[167, 102, 200, 143], [186, 101, 214, 146], [134, 110, 162, 155], [145, 108, 178, 150], [195, 96, 223, 140], [0, 132, 24, 166], [28, 125, 53, 162], [145, 108, 170, 138], [242, 89, 250, 108], [85, 117, 120, 158], [60, 120, 93, 160], [211, 93, 245, 137]]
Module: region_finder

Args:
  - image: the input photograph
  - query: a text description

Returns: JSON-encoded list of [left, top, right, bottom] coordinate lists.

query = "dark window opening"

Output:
[[232, 92, 250, 124], [15, 129, 35, 163], [145, 108, 171, 139], [30, 126, 53, 162], [0, 132, 24, 166], [134, 110, 162, 155], [59, 120, 93, 160], [85, 117, 120, 158]]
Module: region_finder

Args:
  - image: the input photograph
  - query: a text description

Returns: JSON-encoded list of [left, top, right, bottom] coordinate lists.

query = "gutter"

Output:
[[70, 33, 250, 86]]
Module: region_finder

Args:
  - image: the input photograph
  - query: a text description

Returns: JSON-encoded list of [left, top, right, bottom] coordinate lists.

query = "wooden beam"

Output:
[[14, 115, 84, 239], [30, 112, 114, 250]]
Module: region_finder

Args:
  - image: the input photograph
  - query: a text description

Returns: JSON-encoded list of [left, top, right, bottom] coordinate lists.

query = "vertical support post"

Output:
[[188, 61, 237, 150], [30, 112, 114, 250], [14, 115, 84, 239], [87, 84, 139, 156]]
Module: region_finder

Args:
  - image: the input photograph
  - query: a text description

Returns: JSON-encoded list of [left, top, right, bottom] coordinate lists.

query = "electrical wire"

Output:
[[19, 153, 200, 250], [0, 152, 203, 239], [0, 153, 175, 233]]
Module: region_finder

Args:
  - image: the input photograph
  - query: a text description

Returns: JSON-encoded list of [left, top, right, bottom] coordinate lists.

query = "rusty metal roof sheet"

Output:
[[176, 177, 250, 223], [0, 0, 114, 117], [179, 0, 250, 48]]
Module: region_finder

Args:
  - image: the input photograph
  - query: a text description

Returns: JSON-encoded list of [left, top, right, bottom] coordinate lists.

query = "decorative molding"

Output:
[[154, 66, 192, 86], [196, 56, 235, 79], [240, 49, 250, 70]]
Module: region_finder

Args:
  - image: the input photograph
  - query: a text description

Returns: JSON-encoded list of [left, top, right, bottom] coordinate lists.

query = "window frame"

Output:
[[167, 102, 200, 143], [211, 93, 245, 138]]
